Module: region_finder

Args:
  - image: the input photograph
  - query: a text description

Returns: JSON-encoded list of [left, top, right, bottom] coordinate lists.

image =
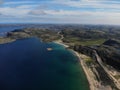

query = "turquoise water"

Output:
[[0, 38, 89, 90]]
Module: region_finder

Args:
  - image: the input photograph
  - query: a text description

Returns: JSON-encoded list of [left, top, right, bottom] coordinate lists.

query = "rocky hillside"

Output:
[[103, 39, 120, 48], [73, 39, 120, 70], [6, 28, 61, 42]]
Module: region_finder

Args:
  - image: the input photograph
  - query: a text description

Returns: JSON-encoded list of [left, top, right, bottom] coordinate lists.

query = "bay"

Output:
[[0, 37, 89, 90]]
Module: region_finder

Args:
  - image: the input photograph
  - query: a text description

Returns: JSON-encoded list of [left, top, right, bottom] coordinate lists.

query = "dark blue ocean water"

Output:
[[0, 24, 56, 36], [0, 25, 29, 36], [0, 26, 24, 33], [0, 38, 89, 90]]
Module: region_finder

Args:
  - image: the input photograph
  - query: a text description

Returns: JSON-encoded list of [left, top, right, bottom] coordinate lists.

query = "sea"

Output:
[[0, 25, 89, 90]]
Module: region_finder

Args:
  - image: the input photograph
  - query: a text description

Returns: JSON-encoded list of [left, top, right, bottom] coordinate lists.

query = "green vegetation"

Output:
[[7, 28, 61, 42], [114, 75, 120, 80], [63, 37, 106, 46], [78, 39, 106, 46], [84, 56, 93, 66], [0, 37, 15, 44], [61, 28, 120, 46]]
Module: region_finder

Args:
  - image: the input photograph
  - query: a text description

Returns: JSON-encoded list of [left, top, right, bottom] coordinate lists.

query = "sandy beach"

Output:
[[54, 40, 114, 90], [54, 40, 95, 90], [54, 40, 69, 48], [73, 51, 95, 90]]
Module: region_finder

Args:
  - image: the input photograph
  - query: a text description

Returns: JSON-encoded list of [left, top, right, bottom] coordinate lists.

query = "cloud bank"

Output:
[[0, 0, 120, 25]]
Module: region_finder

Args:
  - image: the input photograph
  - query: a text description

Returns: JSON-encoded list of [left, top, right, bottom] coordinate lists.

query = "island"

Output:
[[0, 24, 120, 90], [47, 48, 53, 51]]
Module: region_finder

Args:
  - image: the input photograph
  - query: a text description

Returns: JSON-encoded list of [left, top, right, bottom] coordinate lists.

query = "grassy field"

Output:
[[63, 37, 106, 46], [77, 39, 106, 46]]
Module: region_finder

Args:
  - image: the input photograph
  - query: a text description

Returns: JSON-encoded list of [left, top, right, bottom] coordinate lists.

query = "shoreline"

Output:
[[54, 40, 116, 90], [73, 51, 95, 90], [54, 40, 93, 90], [53, 40, 69, 48]]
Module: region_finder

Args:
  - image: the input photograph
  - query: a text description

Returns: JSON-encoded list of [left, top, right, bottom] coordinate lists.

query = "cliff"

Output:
[[73, 39, 120, 70]]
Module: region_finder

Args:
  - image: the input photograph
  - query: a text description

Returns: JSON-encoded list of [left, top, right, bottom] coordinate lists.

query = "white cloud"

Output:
[[52, 0, 120, 10], [0, 0, 3, 4], [0, 4, 120, 25], [29, 9, 120, 17], [0, 0, 120, 25], [4, 1, 36, 5], [29, 10, 47, 15], [16, 5, 37, 9], [0, 7, 31, 17]]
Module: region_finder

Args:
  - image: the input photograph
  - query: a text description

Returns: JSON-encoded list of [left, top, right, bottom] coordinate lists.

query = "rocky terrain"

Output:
[[72, 39, 120, 89], [0, 28, 61, 44]]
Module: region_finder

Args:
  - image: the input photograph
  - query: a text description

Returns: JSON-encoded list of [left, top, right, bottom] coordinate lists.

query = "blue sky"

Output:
[[0, 0, 120, 25]]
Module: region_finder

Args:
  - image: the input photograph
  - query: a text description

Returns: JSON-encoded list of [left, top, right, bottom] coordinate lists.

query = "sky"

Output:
[[0, 0, 120, 25]]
